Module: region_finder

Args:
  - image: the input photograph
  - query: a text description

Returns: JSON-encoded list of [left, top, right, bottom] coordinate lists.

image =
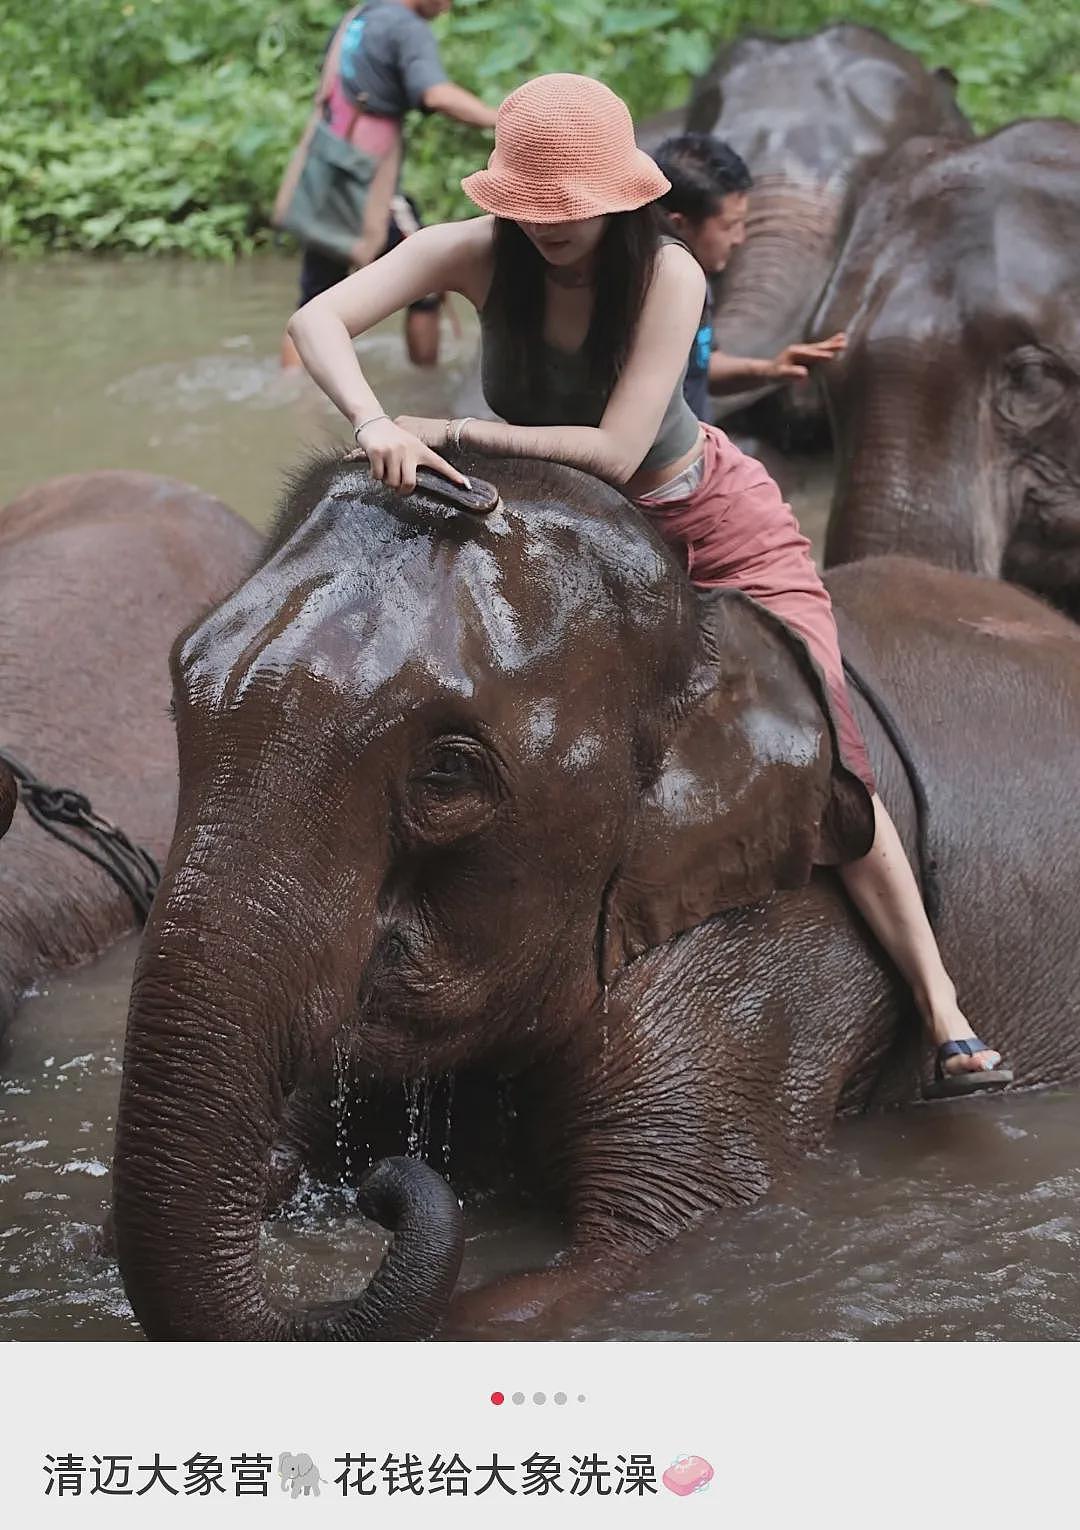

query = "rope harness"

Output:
[[0, 747, 160, 924], [841, 655, 940, 927], [840, 655, 942, 1112]]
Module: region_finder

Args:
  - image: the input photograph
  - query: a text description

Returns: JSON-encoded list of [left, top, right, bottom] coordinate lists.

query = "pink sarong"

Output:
[[636, 424, 876, 792], [322, 79, 403, 267]]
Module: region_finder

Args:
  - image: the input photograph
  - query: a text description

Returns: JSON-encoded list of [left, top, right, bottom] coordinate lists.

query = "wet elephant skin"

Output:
[[815, 120, 1080, 618], [112, 454, 1080, 1341], [680, 24, 971, 442], [0, 471, 258, 1038]]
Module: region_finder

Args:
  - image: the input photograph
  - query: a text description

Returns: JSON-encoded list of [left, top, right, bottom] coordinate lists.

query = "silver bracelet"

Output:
[[353, 411, 389, 444], [449, 416, 475, 452]]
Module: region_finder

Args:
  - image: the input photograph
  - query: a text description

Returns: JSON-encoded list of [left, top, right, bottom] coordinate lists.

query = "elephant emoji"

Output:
[[278, 1453, 325, 1498]]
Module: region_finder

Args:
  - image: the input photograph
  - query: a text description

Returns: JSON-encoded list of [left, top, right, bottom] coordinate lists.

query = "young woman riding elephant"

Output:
[[288, 73, 1008, 1095]]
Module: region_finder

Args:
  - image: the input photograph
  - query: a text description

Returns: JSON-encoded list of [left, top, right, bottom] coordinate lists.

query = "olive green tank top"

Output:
[[479, 237, 702, 474]]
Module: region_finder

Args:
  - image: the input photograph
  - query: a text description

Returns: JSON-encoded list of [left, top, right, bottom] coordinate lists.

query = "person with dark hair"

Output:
[[287, 73, 1010, 1097], [277, 0, 496, 369], [653, 132, 845, 420]]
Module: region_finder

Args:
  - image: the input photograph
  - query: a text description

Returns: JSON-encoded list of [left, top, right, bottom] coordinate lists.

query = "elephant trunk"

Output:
[[711, 174, 844, 401], [823, 340, 1003, 573], [113, 874, 463, 1341]]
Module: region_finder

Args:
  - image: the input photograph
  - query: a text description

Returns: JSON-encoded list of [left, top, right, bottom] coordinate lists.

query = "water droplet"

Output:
[[441, 1071, 455, 1175]]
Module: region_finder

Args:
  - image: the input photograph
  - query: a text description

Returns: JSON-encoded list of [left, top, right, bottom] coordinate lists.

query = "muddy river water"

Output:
[[1, 257, 1077, 1341]]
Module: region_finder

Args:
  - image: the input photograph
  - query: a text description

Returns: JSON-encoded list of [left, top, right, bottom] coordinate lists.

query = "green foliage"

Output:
[[1, 0, 1076, 256]]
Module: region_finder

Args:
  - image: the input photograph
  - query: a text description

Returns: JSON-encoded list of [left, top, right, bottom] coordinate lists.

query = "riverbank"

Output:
[[2, 0, 1076, 256]]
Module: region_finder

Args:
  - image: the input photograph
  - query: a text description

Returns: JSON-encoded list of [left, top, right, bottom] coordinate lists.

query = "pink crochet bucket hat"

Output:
[[462, 73, 670, 224]]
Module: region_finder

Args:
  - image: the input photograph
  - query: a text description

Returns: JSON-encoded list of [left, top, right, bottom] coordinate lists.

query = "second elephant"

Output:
[[816, 119, 1080, 617], [0, 471, 258, 1036], [685, 23, 970, 440]]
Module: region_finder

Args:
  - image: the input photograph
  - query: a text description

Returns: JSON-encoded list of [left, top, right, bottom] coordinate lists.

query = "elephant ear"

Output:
[[686, 79, 723, 135], [602, 588, 874, 978]]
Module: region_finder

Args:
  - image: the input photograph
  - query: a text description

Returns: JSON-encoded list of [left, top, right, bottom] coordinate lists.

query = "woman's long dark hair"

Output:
[[486, 205, 664, 400]]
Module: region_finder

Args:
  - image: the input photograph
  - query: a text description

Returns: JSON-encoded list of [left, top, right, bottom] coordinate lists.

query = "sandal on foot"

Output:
[[923, 1037, 1014, 1100]]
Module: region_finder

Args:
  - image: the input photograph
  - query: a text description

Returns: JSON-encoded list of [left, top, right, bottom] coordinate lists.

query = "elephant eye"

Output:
[[1000, 347, 1069, 424], [418, 741, 482, 786], [411, 737, 490, 791], [404, 735, 501, 844]]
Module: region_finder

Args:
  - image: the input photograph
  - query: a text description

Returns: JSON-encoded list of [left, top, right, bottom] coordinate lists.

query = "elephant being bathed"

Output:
[[112, 455, 1080, 1341]]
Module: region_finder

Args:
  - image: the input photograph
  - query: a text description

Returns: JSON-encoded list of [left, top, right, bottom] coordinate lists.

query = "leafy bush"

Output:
[[1, 0, 1076, 255]]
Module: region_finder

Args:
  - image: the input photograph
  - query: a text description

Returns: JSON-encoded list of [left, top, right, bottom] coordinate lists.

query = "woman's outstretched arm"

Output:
[[287, 218, 494, 489]]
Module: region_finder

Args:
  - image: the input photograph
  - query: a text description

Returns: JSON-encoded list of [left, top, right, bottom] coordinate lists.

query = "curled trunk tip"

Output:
[[285, 1156, 465, 1342], [339, 1156, 466, 1341]]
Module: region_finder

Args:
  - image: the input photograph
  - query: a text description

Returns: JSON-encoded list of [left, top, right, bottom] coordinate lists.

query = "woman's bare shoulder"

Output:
[[417, 214, 494, 254], [652, 238, 707, 300], [416, 215, 495, 305]]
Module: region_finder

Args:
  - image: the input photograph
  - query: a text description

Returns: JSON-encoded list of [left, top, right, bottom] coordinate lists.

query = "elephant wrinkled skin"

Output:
[[0, 471, 258, 1037], [815, 120, 1080, 618], [113, 456, 1080, 1341]]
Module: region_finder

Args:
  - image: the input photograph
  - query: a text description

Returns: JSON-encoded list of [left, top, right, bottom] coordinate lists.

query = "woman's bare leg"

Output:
[[404, 307, 440, 368], [838, 794, 1001, 1075]]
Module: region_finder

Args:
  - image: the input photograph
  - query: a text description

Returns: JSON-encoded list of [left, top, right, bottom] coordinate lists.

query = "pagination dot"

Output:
[[511, 1392, 525, 1405], [554, 1392, 567, 1406], [533, 1392, 546, 1405]]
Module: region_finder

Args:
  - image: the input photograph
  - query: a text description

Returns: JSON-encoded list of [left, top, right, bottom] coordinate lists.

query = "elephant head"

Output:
[[111, 457, 872, 1341], [816, 120, 1080, 614], [279, 1453, 312, 1485], [0, 762, 16, 842], [686, 24, 970, 424]]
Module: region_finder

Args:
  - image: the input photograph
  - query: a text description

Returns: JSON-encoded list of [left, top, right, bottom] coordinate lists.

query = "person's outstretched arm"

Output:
[[396, 17, 496, 129], [286, 218, 493, 490], [422, 81, 497, 128], [707, 333, 846, 395]]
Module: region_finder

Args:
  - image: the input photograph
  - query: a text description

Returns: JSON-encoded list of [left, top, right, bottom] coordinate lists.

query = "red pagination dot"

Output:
[[490, 1391, 505, 1406]]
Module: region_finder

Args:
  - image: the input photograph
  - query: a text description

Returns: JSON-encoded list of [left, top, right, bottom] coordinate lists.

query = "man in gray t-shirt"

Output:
[[339, 0, 451, 118], [282, 0, 496, 367]]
